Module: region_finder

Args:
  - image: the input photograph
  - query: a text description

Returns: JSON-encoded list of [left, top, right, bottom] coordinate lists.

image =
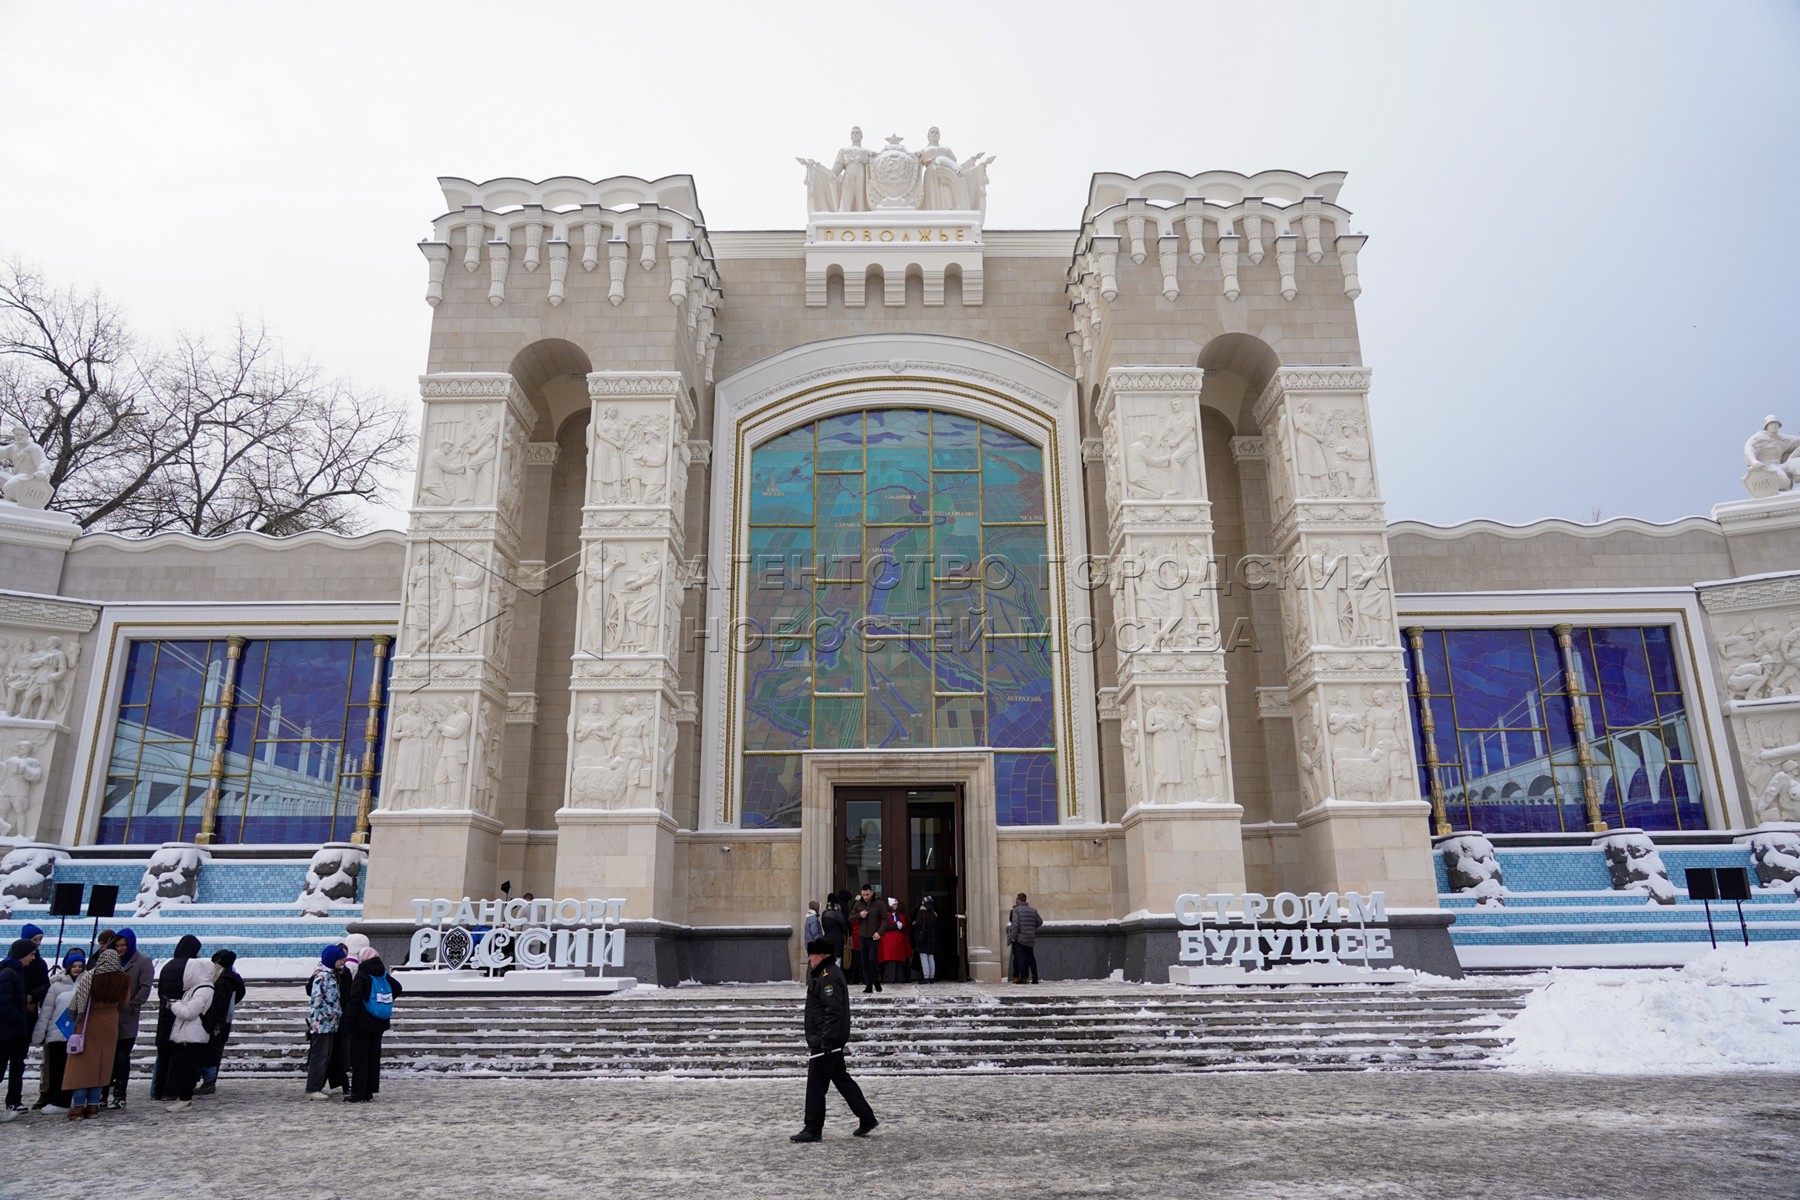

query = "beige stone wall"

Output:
[[1388, 525, 1732, 593], [996, 829, 1119, 921], [523, 417, 588, 832], [680, 831, 803, 925]]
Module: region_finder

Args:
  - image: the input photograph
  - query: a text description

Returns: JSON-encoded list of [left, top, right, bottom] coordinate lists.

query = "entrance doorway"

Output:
[[834, 784, 965, 981]]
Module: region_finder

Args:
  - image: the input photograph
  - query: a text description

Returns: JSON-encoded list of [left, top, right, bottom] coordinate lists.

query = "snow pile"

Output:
[[0, 844, 66, 914], [1440, 834, 1509, 907], [1501, 941, 1800, 1072], [134, 844, 206, 915], [1599, 830, 1676, 905], [298, 843, 366, 916], [1748, 828, 1800, 894]]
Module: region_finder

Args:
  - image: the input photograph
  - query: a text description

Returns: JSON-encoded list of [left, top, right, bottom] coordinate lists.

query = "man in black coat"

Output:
[[0, 939, 39, 1116], [850, 884, 883, 995], [791, 938, 876, 1143]]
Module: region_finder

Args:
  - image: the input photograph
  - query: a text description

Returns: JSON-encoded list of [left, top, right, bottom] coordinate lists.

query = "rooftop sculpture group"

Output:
[[799, 126, 994, 216], [0, 427, 53, 510]]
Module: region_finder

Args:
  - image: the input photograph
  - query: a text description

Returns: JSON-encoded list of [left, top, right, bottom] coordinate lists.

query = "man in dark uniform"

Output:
[[791, 937, 877, 1143]]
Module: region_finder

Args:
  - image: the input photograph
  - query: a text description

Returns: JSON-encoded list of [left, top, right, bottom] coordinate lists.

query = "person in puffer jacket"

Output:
[[304, 946, 347, 1099], [30, 950, 83, 1113], [162, 956, 217, 1112]]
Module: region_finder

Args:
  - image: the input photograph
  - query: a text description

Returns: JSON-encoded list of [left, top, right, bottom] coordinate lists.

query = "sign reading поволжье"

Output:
[[1174, 891, 1392, 970], [407, 896, 627, 973]]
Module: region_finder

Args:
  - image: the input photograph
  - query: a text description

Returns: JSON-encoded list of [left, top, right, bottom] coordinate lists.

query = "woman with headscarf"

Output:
[[199, 949, 246, 1095], [107, 928, 154, 1109], [30, 949, 83, 1113], [304, 945, 346, 1099], [149, 933, 200, 1101], [162, 954, 217, 1112], [58, 945, 130, 1119]]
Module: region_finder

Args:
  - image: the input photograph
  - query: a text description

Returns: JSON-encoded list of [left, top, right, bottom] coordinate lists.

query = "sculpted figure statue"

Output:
[[797, 157, 842, 213], [916, 126, 966, 210], [430, 697, 473, 792], [386, 703, 428, 808], [0, 427, 54, 509], [1144, 696, 1189, 804], [592, 405, 630, 503], [0, 738, 43, 837], [1743, 415, 1800, 498], [832, 127, 873, 213]]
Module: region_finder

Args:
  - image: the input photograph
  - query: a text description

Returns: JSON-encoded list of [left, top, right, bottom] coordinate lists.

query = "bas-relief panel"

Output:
[[400, 545, 497, 657], [0, 634, 81, 724], [1714, 608, 1800, 702], [383, 692, 501, 816], [1127, 686, 1229, 805], [589, 403, 674, 506], [1119, 397, 1202, 501], [1736, 708, 1800, 825], [580, 543, 668, 657], [1285, 399, 1374, 501], [417, 405, 500, 508]]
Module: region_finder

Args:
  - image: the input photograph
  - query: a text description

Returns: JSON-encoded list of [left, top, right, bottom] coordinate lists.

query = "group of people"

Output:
[[807, 888, 944, 993], [0, 925, 244, 1120], [301, 934, 402, 1103]]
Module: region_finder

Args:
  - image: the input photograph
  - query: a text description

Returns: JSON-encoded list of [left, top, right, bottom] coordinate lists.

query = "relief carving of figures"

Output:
[[0, 737, 44, 837], [1754, 757, 1800, 825], [0, 635, 80, 723], [0, 427, 55, 509], [569, 694, 655, 810], [1143, 694, 1191, 804], [408, 553, 488, 654], [429, 697, 474, 794], [1309, 541, 1354, 649], [1124, 399, 1200, 500], [610, 549, 663, 654], [1326, 685, 1410, 803], [385, 700, 429, 809], [591, 408, 672, 505], [1187, 691, 1227, 802], [1290, 402, 1374, 499], [474, 700, 504, 818], [418, 406, 497, 506], [1742, 415, 1800, 499], [1294, 702, 1329, 806], [1348, 540, 1393, 647], [497, 419, 527, 532], [1741, 713, 1800, 803], [1128, 542, 1215, 651], [1719, 611, 1800, 701], [1120, 718, 1144, 808], [582, 545, 624, 653]]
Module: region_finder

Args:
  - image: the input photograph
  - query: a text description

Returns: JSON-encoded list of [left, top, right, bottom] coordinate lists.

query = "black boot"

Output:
[[790, 1129, 822, 1143], [854, 1117, 880, 1138]]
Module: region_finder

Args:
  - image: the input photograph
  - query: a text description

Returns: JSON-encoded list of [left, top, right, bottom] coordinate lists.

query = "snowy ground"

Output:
[[12, 1072, 1797, 1199], [1501, 942, 1800, 1071]]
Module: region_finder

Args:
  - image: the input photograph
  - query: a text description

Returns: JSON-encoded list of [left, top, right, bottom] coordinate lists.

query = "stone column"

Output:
[[1251, 366, 1436, 907], [1097, 367, 1247, 914], [363, 373, 531, 919], [553, 371, 694, 921]]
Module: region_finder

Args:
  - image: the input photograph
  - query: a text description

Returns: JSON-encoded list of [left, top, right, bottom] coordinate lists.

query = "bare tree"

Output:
[[0, 258, 413, 535]]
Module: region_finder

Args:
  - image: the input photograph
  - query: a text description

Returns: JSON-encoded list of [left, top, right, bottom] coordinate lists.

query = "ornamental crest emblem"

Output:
[[868, 135, 924, 208]]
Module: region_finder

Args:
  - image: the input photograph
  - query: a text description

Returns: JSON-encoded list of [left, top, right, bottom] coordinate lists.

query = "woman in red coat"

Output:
[[876, 897, 912, 984]]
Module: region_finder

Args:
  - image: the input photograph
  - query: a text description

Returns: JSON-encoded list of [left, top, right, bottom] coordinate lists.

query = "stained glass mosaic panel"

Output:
[[742, 408, 1060, 826]]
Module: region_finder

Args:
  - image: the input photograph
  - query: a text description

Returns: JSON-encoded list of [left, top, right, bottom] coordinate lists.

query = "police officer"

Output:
[[791, 937, 878, 1143]]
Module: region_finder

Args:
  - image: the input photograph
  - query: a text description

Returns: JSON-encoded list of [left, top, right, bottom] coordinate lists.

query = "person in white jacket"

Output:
[[30, 950, 83, 1114], [163, 957, 217, 1112]]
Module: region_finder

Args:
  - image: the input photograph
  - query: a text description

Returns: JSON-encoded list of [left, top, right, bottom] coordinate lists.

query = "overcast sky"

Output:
[[3, 1, 1796, 530]]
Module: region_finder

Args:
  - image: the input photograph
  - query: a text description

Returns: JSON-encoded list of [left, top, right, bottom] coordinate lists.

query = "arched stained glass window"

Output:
[[740, 408, 1058, 828]]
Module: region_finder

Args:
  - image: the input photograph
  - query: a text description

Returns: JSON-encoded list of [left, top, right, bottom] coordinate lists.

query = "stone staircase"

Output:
[[138, 982, 1536, 1077]]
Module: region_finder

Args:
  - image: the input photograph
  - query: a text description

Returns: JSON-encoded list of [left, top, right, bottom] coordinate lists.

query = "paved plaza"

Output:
[[12, 1071, 1796, 1200]]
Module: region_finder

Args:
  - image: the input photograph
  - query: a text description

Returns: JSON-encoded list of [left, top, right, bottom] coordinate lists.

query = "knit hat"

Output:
[[805, 938, 834, 956], [20, 924, 43, 941], [63, 948, 86, 971], [6, 938, 34, 961], [211, 949, 237, 969], [321, 945, 346, 968]]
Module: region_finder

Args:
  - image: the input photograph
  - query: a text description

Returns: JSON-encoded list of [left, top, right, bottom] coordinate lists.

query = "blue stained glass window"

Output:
[[1408, 624, 1705, 833], [99, 637, 392, 845], [743, 408, 1060, 826]]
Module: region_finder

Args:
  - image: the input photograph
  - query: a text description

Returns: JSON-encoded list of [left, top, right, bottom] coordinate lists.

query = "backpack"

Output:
[[363, 973, 394, 1020]]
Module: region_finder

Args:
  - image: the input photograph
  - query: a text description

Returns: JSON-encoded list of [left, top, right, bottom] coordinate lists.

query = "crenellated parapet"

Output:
[[418, 174, 725, 381], [1066, 170, 1365, 377]]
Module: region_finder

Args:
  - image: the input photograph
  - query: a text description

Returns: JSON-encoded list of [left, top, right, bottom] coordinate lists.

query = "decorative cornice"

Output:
[[1256, 686, 1293, 720], [1251, 366, 1373, 426], [1096, 686, 1122, 722], [1095, 366, 1206, 424], [1116, 650, 1230, 690], [1230, 436, 1266, 463], [525, 443, 560, 467], [676, 690, 699, 723], [587, 370, 685, 398], [70, 528, 407, 556], [1388, 515, 1719, 542], [1080, 437, 1104, 465], [418, 372, 534, 426], [504, 693, 539, 725], [1698, 573, 1800, 615], [687, 440, 713, 468], [734, 360, 1061, 422], [0, 594, 101, 633]]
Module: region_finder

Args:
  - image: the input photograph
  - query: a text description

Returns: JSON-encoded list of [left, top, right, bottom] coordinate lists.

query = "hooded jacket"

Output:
[[0, 943, 34, 1041], [19, 925, 49, 1007], [32, 971, 78, 1045], [154, 934, 201, 1047], [167, 957, 218, 1045], [113, 929, 155, 1041]]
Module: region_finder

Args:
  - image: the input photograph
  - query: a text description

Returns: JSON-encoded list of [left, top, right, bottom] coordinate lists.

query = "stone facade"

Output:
[[3, 138, 1795, 981]]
